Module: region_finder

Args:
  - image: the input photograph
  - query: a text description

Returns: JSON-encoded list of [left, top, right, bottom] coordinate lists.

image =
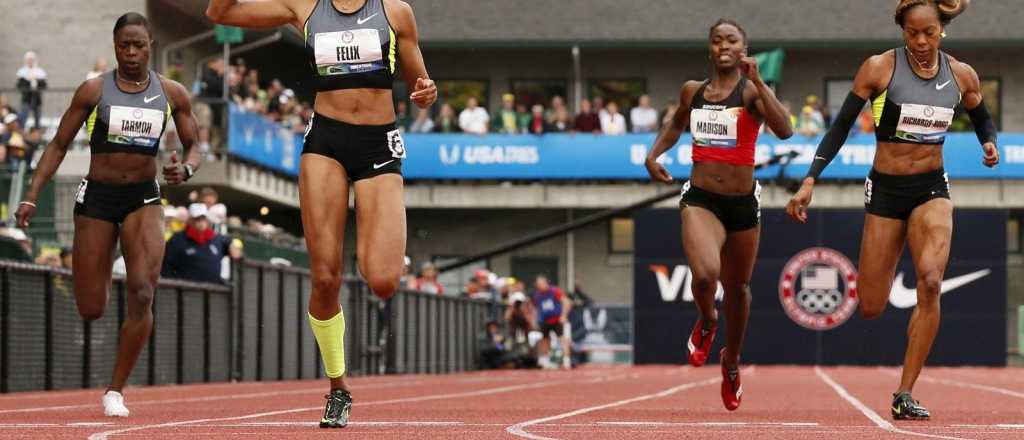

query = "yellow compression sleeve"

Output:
[[309, 311, 346, 378]]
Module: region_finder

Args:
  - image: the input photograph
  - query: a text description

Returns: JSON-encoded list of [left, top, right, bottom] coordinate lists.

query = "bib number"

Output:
[[313, 29, 384, 76]]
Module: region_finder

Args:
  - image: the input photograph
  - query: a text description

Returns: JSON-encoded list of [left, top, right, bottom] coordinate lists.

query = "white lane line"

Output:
[[918, 375, 1024, 400], [505, 372, 727, 440], [951, 424, 1024, 429], [68, 422, 114, 427], [596, 421, 820, 427], [815, 366, 973, 440], [87, 375, 620, 440], [0, 380, 426, 415]]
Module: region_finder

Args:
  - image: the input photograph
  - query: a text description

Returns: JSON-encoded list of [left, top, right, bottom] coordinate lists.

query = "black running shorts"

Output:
[[301, 113, 405, 181], [679, 181, 762, 232], [73, 178, 161, 224], [864, 168, 950, 220]]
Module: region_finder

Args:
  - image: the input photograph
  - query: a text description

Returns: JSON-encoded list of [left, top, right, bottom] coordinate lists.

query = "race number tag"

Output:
[[690, 108, 739, 148], [108, 106, 164, 147], [895, 103, 954, 143], [313, 29, 384, 76]]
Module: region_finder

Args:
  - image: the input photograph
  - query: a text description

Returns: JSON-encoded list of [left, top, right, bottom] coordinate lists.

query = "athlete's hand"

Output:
[[982, 142, 999, 168], [740, 56, 761, 83], [163, 151, 186, 185], [410, 77, 437, 109], [786, 177, 815, 224], [645, 157, 673, 183], [14, 200, 36, 228]]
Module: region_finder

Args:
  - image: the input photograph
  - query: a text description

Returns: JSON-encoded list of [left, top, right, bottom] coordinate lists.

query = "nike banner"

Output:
[[633, 208, 1007, 366]]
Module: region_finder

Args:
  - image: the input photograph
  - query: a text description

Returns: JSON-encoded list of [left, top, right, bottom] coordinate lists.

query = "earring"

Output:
[[941, 31, 947, 38]]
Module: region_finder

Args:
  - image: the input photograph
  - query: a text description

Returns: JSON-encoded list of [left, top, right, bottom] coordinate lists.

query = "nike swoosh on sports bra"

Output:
[[304, 0, 397, 92], [872, 47, 961, 145]]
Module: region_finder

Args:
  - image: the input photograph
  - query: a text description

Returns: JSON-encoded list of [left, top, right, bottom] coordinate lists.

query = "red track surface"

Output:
[[1, 365, 1022, 439]]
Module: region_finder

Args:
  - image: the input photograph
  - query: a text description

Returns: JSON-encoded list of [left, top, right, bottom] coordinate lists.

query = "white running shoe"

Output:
[[102, 390, 130, 417]]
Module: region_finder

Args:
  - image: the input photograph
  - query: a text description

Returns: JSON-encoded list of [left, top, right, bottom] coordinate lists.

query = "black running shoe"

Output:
[[891, 392, 929, 420], [319, 389, 352, 428]]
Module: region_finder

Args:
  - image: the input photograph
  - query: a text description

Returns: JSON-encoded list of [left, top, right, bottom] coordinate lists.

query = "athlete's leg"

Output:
[[681, 207, 727, 324], [301, 154, 351, 393], [899, 198, 953, 394], [718, 226, 759, 370], [71, 216, 118, 321], [353, 173, 406, 299], [109, 205, 164, 392], [857, 213, 907, 319]]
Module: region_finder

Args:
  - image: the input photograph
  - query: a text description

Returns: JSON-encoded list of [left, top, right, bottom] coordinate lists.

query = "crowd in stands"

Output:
[[400, 260, 588, 370]]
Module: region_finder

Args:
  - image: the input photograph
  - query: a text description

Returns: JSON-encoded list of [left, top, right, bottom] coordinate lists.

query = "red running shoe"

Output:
[[686, 319, 716, 367], [720, 348, 742, 411]]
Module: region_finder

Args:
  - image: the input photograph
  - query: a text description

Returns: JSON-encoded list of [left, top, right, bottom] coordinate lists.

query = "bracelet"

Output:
[[19, 201, 36, 208]]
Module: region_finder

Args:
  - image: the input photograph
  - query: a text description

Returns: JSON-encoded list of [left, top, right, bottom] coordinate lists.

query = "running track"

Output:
[[0, 366, 1022, 439]]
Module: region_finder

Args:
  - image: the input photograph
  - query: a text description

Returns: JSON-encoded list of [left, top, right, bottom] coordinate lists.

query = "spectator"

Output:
[[395, 100, 412, 132], [15, 51, 47, 129], [593, 96, 607, 119], [0, 94, 16, 125], [35, 249, 61, 267], [2, 114, 24, 165], [86, 57, 108, 80], [60, 247, 73, 269], [630, 94, 659, 133], [464, 278, 482, 298], [161, 203, 243, 284], [409, 107, 435, 133], [493, 93, 519, 134], [527, 104, 548, 135], [550, 107, 572, 132], [858, 108, 875, 134], [400, 256, 416, 289], [414, 261, 444, 295], [198, 187, 228, 227], [573, 99, 600, 133], [478, 321, 517, 369], [265, 79, 284, 114], [20, 125, 43, 167], [474, 269, 497, 300], [660, 101, 678, 130], [433, 103, 460, 133], [458, 97, 489, 134], [515, 103, 531, 133], [3, 228, 33, 258], [545, 96, 564, 123], [798, 95, 825, 136], [600, 102, 627, 135], [199, 58, 225, 98], [531, 275, 572, 369]]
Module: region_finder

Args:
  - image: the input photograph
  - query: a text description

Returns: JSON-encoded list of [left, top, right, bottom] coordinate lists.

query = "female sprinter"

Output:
[[16, 13, 201, 417], [645, 19, 793, 411], [786, 0, 998, 420], [206, 0, 436, 428]]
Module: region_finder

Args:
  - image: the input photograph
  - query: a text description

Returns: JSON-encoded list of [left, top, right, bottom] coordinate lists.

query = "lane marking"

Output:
[[88, 375, 623, 440], [815, 366, 973, 440], [506, 371, 729, 440]]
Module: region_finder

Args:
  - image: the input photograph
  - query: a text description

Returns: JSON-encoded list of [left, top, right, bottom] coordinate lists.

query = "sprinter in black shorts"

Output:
[[787, 0, 998, 420], [207, 0, 436, 428], [15, 13, 201, 417]]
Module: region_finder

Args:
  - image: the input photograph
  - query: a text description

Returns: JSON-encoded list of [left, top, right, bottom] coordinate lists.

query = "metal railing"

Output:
[[0, 259, 491, 393]]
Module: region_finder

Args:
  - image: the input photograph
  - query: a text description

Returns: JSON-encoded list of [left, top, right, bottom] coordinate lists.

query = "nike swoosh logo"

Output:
[[935, 80, 952, 91], [357, 13, 377, 25], [888, 269, 991, 308], [814, 156, 827, 161], [373, 160, 395, 170], [143, 197, 161, 204], [144, 95, 161, 104]]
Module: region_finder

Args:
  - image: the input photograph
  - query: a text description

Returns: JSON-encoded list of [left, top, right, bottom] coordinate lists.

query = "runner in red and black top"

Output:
[[645, 19, 793, 411]]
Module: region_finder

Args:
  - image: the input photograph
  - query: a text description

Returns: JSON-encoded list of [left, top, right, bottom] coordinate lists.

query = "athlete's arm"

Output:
[[645, 81, 700, 183], [387, 0, 436, 109], [786, 54, 888, 223], [951, 58, 999, 168], [15, 78, 101, 228], [559, 290, 572, 324], [163, 79, 202, 185], [742, 57, 793, 139], [206, 0, 305, 30]]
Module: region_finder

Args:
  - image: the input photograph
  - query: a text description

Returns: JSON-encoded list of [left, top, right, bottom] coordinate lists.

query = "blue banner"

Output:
[[226, 106, 1024, 179], [227, 105, 301, 175]]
